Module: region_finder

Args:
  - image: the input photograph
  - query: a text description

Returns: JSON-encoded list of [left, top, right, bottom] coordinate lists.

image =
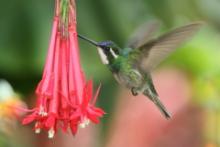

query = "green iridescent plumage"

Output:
[[78, 21, 203, 119]]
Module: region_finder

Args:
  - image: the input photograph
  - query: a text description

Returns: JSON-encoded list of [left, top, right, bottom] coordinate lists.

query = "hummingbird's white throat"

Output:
[[97, 47, 119, 65], [110, 48, 119, 58], [97, 47, 109, 64]]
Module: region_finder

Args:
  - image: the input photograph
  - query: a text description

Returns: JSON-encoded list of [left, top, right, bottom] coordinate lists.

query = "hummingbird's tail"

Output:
[[143, 90, 171, 119]]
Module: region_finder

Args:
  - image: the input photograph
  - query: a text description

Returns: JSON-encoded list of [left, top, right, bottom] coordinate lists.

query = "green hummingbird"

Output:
[[78, 22, 202, 119]]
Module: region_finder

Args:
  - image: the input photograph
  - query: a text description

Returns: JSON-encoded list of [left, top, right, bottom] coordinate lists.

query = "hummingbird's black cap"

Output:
[[97, 41, 114, 47]]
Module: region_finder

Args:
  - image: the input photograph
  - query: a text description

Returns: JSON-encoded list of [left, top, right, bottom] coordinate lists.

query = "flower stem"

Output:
[[55, 0, 60, 16], [60, 0, 69, 37]]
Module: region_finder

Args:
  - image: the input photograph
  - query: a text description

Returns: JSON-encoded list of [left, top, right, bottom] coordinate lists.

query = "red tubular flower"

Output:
[[22, 0, 105, 138], [70, 81, 105, 130]]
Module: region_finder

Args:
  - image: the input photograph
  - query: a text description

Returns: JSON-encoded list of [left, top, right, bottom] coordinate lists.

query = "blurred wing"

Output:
[[127, 21, 160, 49], [138, 22, 203, 72]]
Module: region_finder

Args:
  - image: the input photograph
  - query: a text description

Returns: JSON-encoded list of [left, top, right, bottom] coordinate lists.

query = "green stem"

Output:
[[60, 0, 69, 36]]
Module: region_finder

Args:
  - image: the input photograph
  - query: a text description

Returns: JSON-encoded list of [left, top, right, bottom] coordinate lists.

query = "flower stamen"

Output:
[[48, 128, 55, 138], [79, 118, 90, 128]]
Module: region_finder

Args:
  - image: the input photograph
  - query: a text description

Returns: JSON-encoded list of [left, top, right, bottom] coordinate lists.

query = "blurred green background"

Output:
[[0, 0, 220, 147]]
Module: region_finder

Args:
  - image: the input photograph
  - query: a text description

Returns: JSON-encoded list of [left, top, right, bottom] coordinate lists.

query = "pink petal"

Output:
[[42, 16, 58, 77], [70, 112, 80, 120], [70, 121, 78, 135], [92, 83, 102, 105], [87, 112, 100, 124], [48, 33, 61, 114], [86, 80, 93, 100], [45, 114, 56, 128], [69, 28, 85, 104], [81, 81, 93, 109], [35, 76, 54, 97], [22, 113, 37, 125], [88, 107, 105, 117]]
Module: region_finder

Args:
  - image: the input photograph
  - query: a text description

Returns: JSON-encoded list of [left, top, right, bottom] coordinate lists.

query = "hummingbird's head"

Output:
[[78, 34, 121, 65], [97, 41, 120, 57]]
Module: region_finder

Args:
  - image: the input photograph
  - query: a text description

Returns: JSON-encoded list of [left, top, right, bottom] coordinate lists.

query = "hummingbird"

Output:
[[78, 21, 202, 119]]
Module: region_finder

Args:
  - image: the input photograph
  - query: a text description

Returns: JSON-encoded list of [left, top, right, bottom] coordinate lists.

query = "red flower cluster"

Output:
[[22, 0, 105, 138]]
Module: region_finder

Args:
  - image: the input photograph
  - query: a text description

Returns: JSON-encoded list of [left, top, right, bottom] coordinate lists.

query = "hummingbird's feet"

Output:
[[131, 87, 138, 96]]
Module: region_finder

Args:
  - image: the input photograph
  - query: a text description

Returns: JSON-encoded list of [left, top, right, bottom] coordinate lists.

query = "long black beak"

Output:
[[77, 34, 98, 46]]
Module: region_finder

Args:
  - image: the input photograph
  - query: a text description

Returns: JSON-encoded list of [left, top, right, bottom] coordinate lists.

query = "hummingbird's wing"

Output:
[[127, 21, 160, 49], [137, 22, 203, 72]]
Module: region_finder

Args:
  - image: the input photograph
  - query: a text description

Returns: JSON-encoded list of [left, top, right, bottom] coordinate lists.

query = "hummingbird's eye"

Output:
[[101, 46, 110, 51], [106, 46, 110, 51]]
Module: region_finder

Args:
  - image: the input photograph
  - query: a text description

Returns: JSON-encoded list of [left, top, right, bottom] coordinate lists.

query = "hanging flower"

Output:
[[22, 0, 105, 138]]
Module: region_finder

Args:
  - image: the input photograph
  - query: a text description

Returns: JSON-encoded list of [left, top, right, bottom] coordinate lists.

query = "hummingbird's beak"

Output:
[[77, 34, 98, 47]]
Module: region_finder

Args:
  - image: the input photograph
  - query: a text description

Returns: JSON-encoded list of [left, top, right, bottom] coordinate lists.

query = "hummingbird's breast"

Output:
[[112, 56, 145, 89], [114, 68, 144, 89]]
